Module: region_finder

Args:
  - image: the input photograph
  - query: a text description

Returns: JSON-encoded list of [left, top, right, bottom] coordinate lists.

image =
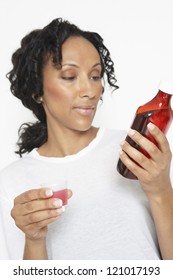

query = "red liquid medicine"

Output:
[[117, 81, 173, 179], [53, 189, 68, 205]]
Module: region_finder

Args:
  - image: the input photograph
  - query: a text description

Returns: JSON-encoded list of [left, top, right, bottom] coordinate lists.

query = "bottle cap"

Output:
[[159, 80, 173, 94]]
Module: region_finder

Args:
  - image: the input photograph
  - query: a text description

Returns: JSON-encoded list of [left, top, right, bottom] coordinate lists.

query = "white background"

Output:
[[0, 0, 173, 170]]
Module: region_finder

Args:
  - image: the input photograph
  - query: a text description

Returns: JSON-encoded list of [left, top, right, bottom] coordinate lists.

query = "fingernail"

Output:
[[119, 149, 123, 156], [53, 199, 62, 207], [128, 129, 135, 136], [56, 205, 65, 213], [120, 140, 126, 146], [147, 122, 155, 130], [45, 189, 53, 197]]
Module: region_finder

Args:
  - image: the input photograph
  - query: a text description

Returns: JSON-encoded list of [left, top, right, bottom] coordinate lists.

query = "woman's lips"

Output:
[[73, 106, 95, 116]]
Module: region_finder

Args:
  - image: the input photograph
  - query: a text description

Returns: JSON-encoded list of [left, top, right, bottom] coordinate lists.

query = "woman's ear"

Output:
[[32, 93, 43, 104]]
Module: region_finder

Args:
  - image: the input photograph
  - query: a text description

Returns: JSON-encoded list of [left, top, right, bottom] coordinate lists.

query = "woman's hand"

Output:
[[11, 188, 72, 241], [119, 123, 173, 259], [119, 122, 172, 196]]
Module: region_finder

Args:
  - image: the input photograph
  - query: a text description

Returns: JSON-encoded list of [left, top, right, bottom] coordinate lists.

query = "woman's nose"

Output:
[[78, 79, 96, 99], [79, 91, 95, 99]]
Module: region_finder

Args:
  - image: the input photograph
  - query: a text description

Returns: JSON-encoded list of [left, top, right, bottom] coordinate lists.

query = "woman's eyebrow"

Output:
[[61, 63, 102, 69], [61, 63, 79, 68], [92, 63, 102, 68]]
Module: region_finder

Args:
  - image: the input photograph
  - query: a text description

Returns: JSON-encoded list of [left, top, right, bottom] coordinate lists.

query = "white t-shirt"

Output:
[[0, 128, 161, 259]]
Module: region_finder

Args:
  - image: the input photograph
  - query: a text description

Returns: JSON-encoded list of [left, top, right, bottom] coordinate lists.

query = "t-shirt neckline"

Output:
[[28, 127, 105, 163]]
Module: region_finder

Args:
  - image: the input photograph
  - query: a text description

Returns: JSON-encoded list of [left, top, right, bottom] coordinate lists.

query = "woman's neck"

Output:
[[37, 126, 99, 158]]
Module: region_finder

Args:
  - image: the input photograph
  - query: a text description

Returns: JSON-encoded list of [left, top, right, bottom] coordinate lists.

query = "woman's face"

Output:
[[42, 36, 102, 133]]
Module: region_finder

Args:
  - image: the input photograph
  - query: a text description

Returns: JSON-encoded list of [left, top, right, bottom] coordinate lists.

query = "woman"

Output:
[[0, 18, 173, 260]]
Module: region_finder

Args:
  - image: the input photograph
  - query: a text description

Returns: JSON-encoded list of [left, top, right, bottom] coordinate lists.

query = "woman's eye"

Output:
[[91, 76, 101, 81], [62, 76, 75, 80]]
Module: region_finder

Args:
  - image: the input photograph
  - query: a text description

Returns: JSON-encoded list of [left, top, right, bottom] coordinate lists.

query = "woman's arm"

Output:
[[147, 186, 173, 260], [23, 237, 48, 260], [119, 122, 173, 259]]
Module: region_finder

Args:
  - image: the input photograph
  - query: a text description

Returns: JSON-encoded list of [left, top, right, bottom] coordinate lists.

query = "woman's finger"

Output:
[[18, 197, 63, 215], [127, 128, 161, 161], [119, 148, 148, 178], [14, 206, 65, 227], [147, 122, 171, 154], [14, 188, 53, 204]]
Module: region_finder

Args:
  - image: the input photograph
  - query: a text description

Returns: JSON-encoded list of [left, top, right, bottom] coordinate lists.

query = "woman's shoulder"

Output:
[[0, 153, 32, 180]]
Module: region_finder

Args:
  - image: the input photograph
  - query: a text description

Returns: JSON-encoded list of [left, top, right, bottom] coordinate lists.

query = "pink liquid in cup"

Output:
[[52, 189, 68, 205]]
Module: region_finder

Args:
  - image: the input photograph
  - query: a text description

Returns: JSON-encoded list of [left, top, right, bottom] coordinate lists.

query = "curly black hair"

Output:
[[7, 18, 119, 156]]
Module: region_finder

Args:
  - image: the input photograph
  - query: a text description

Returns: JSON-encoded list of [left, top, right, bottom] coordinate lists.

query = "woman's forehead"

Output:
[[61, 36, 101, 63]]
